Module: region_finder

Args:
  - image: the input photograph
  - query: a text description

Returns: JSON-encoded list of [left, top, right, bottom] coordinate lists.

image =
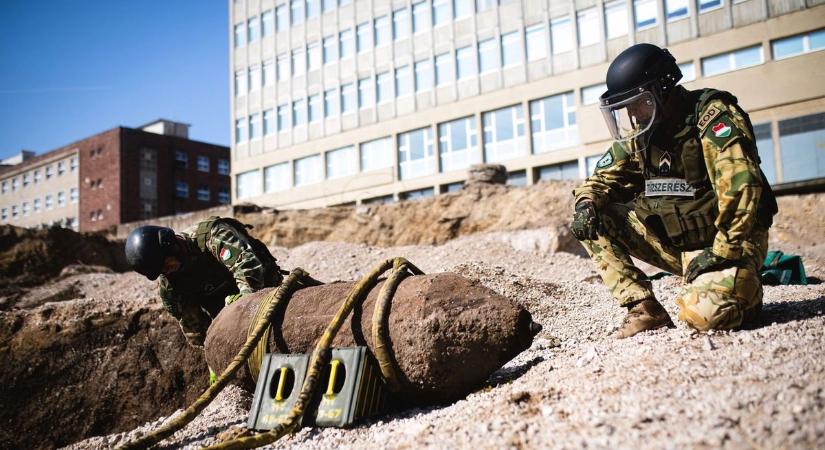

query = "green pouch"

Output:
[[760, 250, 807, 285]]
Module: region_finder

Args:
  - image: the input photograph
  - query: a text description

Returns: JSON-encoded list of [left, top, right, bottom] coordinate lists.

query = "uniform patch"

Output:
[[711, 122, 731, 138], [702, 114, 740, 150], [659, 151, 671, 174], [697, 105, 721, 132], [220, 248, 231, 261], [596, 151, 614, 169], [645, 178, 696, 197]]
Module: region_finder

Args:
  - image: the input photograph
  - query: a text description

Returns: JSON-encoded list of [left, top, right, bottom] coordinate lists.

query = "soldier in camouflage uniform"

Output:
[[571, 43, 777, 338], [125, 216, 283, 346]]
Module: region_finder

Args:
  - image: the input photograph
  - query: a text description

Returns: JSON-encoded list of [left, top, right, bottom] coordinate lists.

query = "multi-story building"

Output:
[[229, 0, 825, 208], [0, 119, 232, 232]]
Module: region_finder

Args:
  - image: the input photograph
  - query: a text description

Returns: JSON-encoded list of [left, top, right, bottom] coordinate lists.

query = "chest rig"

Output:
[[633, 88, 775, 251]]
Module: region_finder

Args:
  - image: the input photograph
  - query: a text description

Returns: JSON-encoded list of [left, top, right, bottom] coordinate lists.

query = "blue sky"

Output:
[[0, 1, 229, 160]]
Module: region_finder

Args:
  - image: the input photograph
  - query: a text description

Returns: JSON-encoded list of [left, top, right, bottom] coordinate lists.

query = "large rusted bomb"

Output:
[[204, 272, 539, 404]]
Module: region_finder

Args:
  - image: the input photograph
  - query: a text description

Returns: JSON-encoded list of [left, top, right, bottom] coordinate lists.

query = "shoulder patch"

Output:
[[702, 114, 741, 150], [596, 151, 614, 169], [697, 104, 722, 132]]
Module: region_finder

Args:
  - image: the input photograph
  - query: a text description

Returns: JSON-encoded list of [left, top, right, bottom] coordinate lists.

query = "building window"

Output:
[[218, 159, 230, 175], [551, 17, 573, 54], [362, 194, 395, 205], [33, 198, 40, 212], [276, 4, 289, 31], [292, 48, 306, 75], [530, 91, 578, 153], [264, 108, 275, 135], [374, 15, 391, 47], [478, 38, 498, 73], [778, 112, 825, 183], [247, 16, 259, 43], [454, 0, 474, 18], [482, 104, 526, 163], [12, 205, 18, 219], [435, 52, 454, 85], [537, 161, 580, 181], [398, 127, 435, 180], [577, 8, 601, 47], [666, 0, 689, 21], [236, 170, 262, 199], [341, 83, 356, 113], [439, 116, 479, 172], [701, 45, 763, 77], [525, 24, 547, 62], [456, 45, 476, 80], [1, 208, 6, 220], [23, 173, 30, 187], [248, 65, 261, 91], [218, 187, 230, 204], [415, 59, 434, 92], [234, 70, 246, 96], [507, 170, 527, 186], [698, 0, 723, 13], [262, 10, 274, 37], [309, 94, 322, 122], [376, 72, 393, 103], [197, 185, 210, 201], [753, 123, 776, 185], [322, 0, 336, 12], [326, 146, 357, 179], [293, 99, 307, 126], [197, 155, 210, 172], [400, 187, 434, 201], [307, 42, 321, 71], [339, 28, 355, 58], [70, 157, 78, 171], [264, 162, 291, 192], [772, 28, 825, 60], [357, 21, 373, 52], [0, 181, 6, 194], [360, 137, 394, 172], [291, 0, 304, 25], [250, 113, 262, 139], [358, 77, 375, 108], [45, 166, 53, 179], [634, 0, 658, 29], [12, 177, 19, 190], [395, 65, 413, 97], [57, 191, 66, 207], [324, 88, 339, 117], [476, 0, 497, 11], [277, 53, 290, 80], [277, 104, 291, 130], [294, 155, 323, 186], [323, 35, 337, 63], [235, 118, 248, 143], [57, 161, 65, 175], [412, 1, 429, 33], [678, 62, 696, 83], [393, 8, 411, 40], [70, 187, 78, 203], [581, 83, 606, 105], [501, 31, 522, 67], [45, 195, 53, 210], [22, 202, 29, 216], [175, 150, 188, 168], [307, 0, 320, 18], [234, 23, 246, 48], [175, 181, 189, 199], [432, 0, 451, 26]]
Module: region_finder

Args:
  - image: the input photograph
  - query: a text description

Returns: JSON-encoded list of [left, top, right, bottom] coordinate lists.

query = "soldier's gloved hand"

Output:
[[225, 293, 244, 305], [685, 248, 736, 283], [571, 200, 601, 241]]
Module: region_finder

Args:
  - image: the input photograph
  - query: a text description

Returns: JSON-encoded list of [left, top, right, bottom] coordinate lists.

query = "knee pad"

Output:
[[675, 266, 762, 331]]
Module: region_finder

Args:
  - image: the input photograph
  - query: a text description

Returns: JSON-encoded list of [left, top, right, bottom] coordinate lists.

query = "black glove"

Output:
[[685, 248, 735, 282], [571, 201, 600, 241]]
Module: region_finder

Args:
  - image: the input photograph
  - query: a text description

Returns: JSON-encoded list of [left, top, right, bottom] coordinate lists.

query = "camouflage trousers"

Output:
[[579, 202, 769, 331]]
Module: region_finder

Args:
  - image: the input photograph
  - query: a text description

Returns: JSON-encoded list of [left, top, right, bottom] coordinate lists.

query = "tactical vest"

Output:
[[634, 88, 778, 251]]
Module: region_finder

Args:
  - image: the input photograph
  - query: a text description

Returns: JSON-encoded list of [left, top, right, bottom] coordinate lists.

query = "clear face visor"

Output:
[[600, 91, 658, 142]]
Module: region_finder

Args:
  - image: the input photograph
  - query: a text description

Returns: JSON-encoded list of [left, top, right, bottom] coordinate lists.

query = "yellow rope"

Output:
[[115, 269, 309, 450]]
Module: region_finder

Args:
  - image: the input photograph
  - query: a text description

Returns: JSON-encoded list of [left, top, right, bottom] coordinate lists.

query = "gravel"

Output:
[[67, 228, 825, 450]]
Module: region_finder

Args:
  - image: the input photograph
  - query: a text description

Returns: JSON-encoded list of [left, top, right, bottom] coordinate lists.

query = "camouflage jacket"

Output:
[[158, 217, 281, 345], [573, 86, 777, 260]]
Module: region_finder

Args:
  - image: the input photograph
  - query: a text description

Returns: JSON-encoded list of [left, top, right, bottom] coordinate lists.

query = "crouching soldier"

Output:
[[125, 216, 283, 347], [571, 43, 777, 338]]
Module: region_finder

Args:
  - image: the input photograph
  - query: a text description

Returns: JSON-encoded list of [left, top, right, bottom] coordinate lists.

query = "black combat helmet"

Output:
[[125, 225, 178, 280], [599, 43, 682, 152]]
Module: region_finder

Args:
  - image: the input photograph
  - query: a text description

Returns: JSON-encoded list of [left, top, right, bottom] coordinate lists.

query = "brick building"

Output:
[[0, 119, 231, 232]]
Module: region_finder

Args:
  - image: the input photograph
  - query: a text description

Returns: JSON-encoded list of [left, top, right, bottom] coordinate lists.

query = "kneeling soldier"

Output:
[[571, 43, 777, 338], [125, 216, 283, 346]]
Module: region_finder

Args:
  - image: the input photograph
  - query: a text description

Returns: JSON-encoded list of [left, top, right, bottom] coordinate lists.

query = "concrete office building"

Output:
[[229, 0, 825, 208], [0, 120, 232, 232]]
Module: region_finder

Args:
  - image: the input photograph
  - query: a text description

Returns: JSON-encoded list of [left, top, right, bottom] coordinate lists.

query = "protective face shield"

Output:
[[600, 88, 660, 154]]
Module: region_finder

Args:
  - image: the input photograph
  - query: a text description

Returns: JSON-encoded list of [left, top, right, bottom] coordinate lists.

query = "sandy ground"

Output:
[[65, 227, 825, 450]]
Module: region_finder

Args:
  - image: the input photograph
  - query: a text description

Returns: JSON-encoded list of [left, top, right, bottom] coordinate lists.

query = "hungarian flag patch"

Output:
[[711, 122, 732, 138], [703, 114, 739, 149], [220, 247, 231, 261]]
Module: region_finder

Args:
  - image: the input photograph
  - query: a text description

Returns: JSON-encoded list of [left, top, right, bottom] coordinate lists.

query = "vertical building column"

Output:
[[474, 110, 485, 165], [625, 0, 636, 46], [770, 119, 783, 183]]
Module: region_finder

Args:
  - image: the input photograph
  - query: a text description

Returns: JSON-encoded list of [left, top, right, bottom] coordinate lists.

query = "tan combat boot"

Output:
[[615, 298, 674, 339]]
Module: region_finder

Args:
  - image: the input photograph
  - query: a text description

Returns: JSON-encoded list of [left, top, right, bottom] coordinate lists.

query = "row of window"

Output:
[[174, 151, 231, 175], [174, 181, 231, 203], [0, 188, 79, 220], [0, 216, 79, 230], [234, 0, 500, 48], [1, 156, 78, 195], [235, 90, 578, 198]]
